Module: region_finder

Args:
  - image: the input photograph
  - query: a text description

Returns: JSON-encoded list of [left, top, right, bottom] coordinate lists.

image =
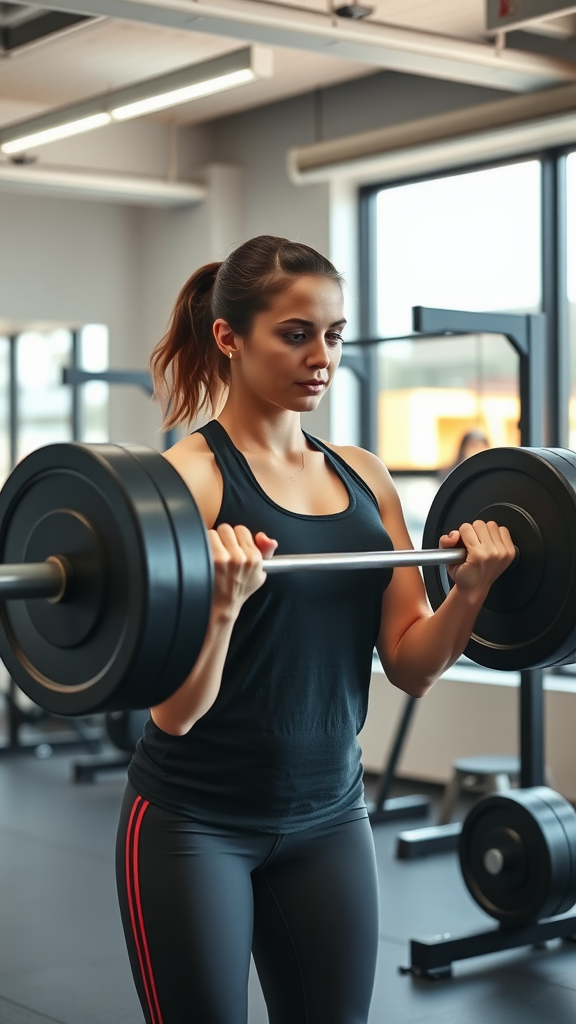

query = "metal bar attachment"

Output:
[[0, 561, 66, 600]]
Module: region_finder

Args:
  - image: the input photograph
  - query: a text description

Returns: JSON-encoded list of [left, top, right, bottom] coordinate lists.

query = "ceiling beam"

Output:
[[24, 0, 576, 92], [0, 162, 207, 204]]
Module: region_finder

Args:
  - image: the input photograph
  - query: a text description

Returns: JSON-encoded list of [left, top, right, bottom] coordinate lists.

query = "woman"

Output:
[[116, 235, 514, 1024]]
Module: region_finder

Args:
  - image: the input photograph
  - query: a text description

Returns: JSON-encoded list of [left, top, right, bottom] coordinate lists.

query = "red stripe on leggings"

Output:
[[125, 796, 164, 1024], [132, 800, 165, 1024]]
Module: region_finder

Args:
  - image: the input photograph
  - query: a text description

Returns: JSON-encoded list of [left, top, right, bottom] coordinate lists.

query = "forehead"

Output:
[[267, 275, 344, 322]]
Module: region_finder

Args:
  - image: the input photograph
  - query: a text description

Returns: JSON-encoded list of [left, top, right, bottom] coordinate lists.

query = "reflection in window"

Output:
[[379, 334, 520, 472]]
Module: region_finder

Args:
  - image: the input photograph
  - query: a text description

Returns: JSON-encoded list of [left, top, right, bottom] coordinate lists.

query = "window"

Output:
[[353, 159, 542, 545], [0, 325, 109, 485]]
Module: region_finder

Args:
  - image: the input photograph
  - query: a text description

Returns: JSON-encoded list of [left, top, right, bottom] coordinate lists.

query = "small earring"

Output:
[[229, 352, 233, 360]]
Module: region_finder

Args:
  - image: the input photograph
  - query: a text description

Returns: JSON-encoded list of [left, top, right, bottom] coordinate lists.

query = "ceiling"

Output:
[[0, 0, 575, 136]]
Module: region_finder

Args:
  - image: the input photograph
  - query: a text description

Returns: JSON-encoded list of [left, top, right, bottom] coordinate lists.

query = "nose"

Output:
[[306, 335, 331, 369]]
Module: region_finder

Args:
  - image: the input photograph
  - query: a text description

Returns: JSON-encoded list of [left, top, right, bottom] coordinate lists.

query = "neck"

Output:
[[217, 391, 306, 457]]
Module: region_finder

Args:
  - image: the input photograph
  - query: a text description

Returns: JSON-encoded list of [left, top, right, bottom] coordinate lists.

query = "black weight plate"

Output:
[[534, 786, 576, 916], [534, 449, 576, 669], [0, 443, 181, 715], [119, 446, 213, 705], [422, 447, 576, 671], [459, 787, 576, 926]]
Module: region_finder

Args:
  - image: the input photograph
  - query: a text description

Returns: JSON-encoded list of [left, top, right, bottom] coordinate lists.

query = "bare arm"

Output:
[[326, 444, 515, 698], [150, 436, 277, 736]]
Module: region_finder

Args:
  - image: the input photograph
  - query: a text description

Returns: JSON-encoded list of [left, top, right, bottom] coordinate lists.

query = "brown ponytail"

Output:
[[150, 261, 227, 430], [151, 235, 343, 429]]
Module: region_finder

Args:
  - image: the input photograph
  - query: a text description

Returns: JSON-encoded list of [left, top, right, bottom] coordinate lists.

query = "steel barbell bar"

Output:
[[0, 546, 469, 604]]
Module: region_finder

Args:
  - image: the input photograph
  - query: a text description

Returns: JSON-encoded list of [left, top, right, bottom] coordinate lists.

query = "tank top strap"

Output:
[[302, 432, 381, 514], [195, 419, 247, 482]]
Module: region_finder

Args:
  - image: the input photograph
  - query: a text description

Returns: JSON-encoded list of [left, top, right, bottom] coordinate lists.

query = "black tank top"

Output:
[[129, 420, 393, 833]]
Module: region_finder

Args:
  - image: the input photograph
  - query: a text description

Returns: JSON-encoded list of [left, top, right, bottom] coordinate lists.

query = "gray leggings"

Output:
[[116, 783, 380, 1024]]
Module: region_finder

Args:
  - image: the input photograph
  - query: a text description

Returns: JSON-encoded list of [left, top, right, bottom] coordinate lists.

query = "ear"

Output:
[[213, 319, 239, 360]]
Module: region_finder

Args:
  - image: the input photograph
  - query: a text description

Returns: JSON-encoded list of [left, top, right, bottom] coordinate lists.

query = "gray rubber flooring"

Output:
[[0, 731, 575, 1023]]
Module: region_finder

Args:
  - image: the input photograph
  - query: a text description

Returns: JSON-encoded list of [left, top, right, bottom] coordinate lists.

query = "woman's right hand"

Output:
[[209, 524, 278, 621]]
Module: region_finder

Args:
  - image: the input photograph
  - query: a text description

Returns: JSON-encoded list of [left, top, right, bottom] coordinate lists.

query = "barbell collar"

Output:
[[264, 547, 467, 574], [0, 558, 67, 601]]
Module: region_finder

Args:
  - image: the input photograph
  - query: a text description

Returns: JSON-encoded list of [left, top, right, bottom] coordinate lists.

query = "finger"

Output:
[[499, 526, 516, 559], [233, 525, 264, 564], [485, 520, 511, 556], [208, 528, 231, 561], [216, 523, 247, 560], [439, 530, 461, 549], [254, 532, 279, 559], [456, 522, 483, 554], [471, 519, 495, 544]]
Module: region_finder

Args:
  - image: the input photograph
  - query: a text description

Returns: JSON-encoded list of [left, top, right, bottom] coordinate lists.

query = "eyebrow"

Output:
[[276, 318, 347, 327]]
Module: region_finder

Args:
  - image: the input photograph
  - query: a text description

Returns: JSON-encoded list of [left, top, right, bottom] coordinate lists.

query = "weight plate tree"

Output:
[[0, 443, 212, 715], [459, 787, 576, 927], [423, 446, 576, 671]]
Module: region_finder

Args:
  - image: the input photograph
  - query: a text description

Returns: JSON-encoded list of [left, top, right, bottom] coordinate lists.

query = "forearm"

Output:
[[150, 606, 237, 735], [383, 584, 489, 697]]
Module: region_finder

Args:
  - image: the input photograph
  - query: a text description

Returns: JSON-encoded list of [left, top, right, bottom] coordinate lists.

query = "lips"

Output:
[[296, 379, 327, 392]]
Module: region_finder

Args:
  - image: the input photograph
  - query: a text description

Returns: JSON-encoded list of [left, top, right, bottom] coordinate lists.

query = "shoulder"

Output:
[[320, 440, 400, 513], [163, 431, 222, 528]]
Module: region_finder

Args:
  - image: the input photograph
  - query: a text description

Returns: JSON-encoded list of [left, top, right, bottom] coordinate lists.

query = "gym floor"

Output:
[[0, 728, 575, 1024]]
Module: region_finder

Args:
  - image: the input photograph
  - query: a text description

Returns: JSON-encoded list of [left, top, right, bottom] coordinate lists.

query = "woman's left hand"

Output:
[[440, 520, 516, 597]]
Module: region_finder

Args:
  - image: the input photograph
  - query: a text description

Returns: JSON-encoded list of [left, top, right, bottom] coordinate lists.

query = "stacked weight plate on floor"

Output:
[[423, 447, 576, 671], [459, 787, 576, 926], [0, 444, 212, 715]]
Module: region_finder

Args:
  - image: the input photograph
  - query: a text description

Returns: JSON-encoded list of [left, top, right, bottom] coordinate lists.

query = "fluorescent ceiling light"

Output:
[[2, 113, 111, 154], [111, 68, 256, 120], [0, 47, 271, 155]]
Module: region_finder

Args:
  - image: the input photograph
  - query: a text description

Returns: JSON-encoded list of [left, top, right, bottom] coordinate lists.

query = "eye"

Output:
[[326, 332, 344, 345], [284, 332, 307, 343]]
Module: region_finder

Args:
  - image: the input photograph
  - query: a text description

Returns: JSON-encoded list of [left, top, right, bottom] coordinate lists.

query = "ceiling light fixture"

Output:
[[111, 68, 256, 121], [1, 113, 112, 155], [0, 47, 272, 155]]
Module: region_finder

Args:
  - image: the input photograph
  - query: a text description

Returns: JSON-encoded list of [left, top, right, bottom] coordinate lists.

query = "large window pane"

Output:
[[17, 329, 73, 463], [374, 160, 542, 337], [365, 160, 540, 546], [79, 323, 109, 442]]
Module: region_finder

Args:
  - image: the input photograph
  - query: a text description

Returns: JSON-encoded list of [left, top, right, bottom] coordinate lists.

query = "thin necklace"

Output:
[[288, 451, 306, 482]]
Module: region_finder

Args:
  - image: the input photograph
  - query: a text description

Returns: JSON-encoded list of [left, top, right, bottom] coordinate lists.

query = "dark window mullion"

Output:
[[541, 152, 569, 448]]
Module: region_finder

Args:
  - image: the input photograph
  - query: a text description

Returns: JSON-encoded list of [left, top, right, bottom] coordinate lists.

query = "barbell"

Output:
[[0, 442, 575, 716]]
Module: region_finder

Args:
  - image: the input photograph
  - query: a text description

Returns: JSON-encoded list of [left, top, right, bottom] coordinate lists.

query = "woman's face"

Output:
[[219, 274, 345, 413]]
